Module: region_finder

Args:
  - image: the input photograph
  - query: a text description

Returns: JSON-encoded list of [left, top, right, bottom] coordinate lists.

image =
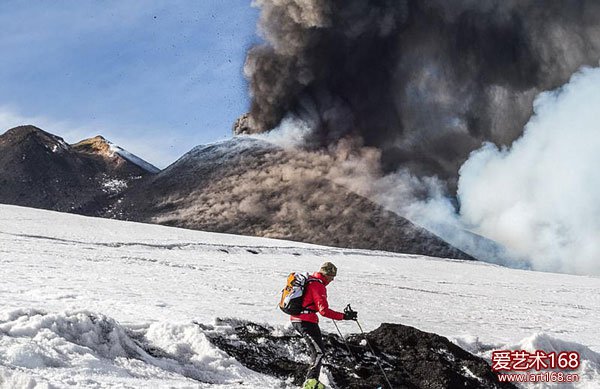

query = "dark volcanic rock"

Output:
[[359, 323, 512, 389], [0, 125, 157, 214], [201, 319, 516, 389], [112, 137, 475, 260]]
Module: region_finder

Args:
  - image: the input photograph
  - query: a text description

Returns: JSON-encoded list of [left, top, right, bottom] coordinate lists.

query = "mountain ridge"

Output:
[[72, 135, 160, 174], [110, 136, 475, 259], [0, 125, 158, 214], [0, 125, 474, 260]]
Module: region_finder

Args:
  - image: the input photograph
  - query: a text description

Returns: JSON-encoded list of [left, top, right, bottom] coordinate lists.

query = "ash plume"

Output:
[[243, 0, 600, 189]]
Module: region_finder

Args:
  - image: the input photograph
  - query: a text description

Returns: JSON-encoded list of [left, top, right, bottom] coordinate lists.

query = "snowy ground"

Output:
[[0, 204, 599, 388]]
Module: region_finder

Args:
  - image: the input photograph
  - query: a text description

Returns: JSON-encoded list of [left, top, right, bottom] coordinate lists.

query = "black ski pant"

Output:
[[293, 321, 325, 381]]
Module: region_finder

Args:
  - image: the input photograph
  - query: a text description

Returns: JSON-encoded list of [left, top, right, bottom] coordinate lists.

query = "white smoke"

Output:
[[456, 67, 600, 275], [246, 115, 313, 149]]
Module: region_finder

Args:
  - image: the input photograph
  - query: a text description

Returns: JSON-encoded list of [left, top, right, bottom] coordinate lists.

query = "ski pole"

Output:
[[355, 319, 394, 389], [331, 319, 360, 365]]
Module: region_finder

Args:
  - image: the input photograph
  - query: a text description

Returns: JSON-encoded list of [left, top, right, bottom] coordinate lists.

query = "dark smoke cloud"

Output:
[[243, 0, 600, 189]]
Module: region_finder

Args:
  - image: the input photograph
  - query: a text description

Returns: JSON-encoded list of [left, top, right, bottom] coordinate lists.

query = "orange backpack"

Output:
[[279, 272, 321, 315]]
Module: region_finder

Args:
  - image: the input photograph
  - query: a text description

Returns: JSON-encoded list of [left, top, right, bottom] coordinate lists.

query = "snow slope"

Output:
[[108, 142, 161, 174], [0, 204, 598, 388]]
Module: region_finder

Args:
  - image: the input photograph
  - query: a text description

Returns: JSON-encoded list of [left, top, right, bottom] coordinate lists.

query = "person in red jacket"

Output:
[[291, 262, 358, 389]]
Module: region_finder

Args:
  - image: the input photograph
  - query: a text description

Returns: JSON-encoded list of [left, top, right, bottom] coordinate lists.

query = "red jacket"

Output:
[[290, 272, 344, 323]]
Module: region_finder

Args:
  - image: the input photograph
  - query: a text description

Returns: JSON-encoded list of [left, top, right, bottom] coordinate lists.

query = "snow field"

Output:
[[0, 309, 285, 388], [0, 204, 599, 388]]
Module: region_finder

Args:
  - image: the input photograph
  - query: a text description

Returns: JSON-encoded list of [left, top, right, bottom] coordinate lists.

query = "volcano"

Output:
[[111, 137, 474, 260]]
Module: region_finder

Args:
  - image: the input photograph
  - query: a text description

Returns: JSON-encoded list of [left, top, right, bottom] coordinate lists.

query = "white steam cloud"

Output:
[[456, 67, 600, 275]]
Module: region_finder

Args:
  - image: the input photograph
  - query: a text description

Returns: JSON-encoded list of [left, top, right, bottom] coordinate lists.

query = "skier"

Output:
[[291, 262, 358, 389]]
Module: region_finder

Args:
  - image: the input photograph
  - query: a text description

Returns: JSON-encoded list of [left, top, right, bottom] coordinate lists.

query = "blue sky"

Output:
[[0, 1, 260, 167]]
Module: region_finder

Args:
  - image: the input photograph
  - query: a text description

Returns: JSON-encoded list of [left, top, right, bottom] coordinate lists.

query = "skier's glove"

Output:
[[343, 305, 358, 320], [343, 311, 358, 321]]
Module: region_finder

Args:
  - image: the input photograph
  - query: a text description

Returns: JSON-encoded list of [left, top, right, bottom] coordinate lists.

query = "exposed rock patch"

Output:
[[203, 319, 516, 389]]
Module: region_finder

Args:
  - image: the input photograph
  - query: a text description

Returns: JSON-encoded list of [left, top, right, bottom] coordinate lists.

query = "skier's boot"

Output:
[[302, 378, 325, 389]]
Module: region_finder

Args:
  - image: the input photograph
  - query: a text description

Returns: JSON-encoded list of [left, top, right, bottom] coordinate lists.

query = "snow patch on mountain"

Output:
[[166, 136, 277, 171], [101, 177, 128, 194], [48, 137, 69, 153], [109, 142, 160, 174]]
